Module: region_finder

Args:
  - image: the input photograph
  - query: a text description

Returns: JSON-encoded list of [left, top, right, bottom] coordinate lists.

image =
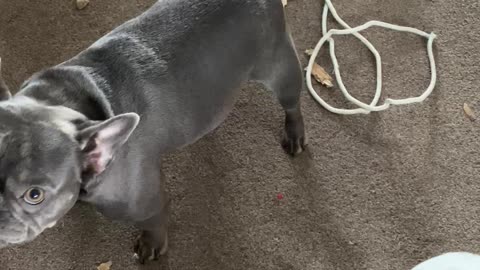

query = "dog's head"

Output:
[[0, 70, 139, 247]]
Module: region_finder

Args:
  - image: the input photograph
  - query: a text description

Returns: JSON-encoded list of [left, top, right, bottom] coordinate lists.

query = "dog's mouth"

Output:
[[0, 212, 37, 248], [0, 227, 36, 249], [0, 202, 45, 249]]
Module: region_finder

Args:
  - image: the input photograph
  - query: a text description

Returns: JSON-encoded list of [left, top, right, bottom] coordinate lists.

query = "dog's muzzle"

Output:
[[0, 207, 33, 248]]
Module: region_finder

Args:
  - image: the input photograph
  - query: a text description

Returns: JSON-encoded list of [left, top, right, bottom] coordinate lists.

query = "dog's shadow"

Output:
[[144, 86, 368, 270]]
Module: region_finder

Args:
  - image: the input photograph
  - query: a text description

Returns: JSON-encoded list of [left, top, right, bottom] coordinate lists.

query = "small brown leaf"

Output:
[[76, 0, 89, 10], [97, 261, 112, 270], [308, 63, 333, 88], [464, 103, 476, 121]]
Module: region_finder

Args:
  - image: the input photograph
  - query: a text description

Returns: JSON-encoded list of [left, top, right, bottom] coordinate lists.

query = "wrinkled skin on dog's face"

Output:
[[0, 99, 84, 248]]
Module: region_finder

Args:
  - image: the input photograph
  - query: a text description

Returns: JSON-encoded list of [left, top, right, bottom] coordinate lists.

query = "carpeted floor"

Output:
[[0, 0, 479, 269]]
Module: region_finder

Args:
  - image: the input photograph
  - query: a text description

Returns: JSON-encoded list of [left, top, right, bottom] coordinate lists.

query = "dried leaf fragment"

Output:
[[304, 49, 314, 56], [464, 103, 476, 121], [308, 63, 334, 88], [76, 0, 89, 10], [282, 0, 287, 7], [97, 261, 112, 270], [304, 49, 334, 87]]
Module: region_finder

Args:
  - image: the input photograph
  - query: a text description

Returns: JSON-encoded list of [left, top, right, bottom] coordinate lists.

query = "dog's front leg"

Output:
[[133, 195, 170, 264]]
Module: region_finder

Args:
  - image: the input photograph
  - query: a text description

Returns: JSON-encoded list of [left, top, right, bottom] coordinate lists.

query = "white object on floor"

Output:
[[412, 252, 480, 270], [305, 0, 437, 115]]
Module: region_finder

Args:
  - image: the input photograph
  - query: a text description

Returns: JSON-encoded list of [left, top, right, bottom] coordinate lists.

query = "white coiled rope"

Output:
[[305, 0, 437, 115]]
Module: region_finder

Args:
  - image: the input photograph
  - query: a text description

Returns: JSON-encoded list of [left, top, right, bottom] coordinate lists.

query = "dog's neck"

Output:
[[16, 64, 114, 121]]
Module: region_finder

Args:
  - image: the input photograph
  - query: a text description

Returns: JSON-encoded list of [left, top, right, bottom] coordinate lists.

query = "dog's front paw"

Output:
[[282, 131, 306, 156], [133, 231, 168, 264]]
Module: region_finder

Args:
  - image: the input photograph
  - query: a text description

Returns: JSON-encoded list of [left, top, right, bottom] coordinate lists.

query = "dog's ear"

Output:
[[0, 58, 12, 101], [77, 113, 140, 175]]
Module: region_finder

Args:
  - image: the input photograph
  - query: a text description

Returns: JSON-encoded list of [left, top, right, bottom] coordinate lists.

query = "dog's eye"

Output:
[[23, 187, 45, 205]]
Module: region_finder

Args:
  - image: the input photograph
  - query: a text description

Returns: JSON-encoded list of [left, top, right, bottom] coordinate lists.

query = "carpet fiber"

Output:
[[0, 0, 479, 269]]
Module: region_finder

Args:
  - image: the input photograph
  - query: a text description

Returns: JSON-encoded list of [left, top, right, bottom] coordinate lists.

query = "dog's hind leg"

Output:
[[251, 34, 306, 156]]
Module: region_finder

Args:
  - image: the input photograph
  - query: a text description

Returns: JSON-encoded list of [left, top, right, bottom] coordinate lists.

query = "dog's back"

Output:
[[54, 0, 290, 150]]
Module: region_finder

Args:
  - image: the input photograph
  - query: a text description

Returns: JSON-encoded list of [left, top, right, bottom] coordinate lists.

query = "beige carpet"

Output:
[[0, 0, 479, 269]]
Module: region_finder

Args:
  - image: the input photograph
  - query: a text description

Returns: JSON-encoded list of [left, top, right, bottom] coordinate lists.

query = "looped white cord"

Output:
[[306, 0, 437, 115]]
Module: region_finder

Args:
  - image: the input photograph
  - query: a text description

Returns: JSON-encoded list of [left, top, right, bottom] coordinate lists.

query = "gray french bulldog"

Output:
[[0, 0, 306, 263]]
